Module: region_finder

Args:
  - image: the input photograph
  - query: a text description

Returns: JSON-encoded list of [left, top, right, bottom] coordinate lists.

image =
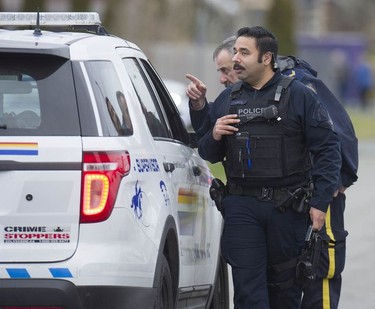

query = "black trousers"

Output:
[[221, 194, 309, 309], [300, 193, 347, 309]]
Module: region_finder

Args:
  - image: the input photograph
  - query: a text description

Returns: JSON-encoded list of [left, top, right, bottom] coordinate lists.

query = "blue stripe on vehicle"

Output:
[[49, 268, 73, 278], [6, 268, 30, 278], [0, 149, 38, 155]]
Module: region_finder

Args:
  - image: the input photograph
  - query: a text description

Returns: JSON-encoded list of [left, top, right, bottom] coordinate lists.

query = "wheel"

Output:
[[154, 255, 174, 309], [210, 253, 230, 309]]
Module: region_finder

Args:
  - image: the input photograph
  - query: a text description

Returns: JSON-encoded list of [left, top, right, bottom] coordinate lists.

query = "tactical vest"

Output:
[[225, 76, 312, 180]]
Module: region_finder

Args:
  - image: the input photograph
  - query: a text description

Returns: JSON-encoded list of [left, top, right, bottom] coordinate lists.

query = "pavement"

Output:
[[227, 140, 375, 308], [340, 140, 375, 308]]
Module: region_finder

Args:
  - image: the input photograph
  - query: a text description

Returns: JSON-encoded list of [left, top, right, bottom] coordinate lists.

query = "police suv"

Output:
[[0, 12, 228, 309]]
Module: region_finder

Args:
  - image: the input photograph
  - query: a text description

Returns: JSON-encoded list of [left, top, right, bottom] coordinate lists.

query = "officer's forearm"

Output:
[[189, 98, 206, 110]]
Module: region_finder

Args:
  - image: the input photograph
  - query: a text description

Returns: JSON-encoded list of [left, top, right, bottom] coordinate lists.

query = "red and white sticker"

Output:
[[2, 225, 71, 243]]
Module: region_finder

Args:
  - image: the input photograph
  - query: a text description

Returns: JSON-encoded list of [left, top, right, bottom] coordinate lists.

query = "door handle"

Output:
[[192, 166, 201, 176], [163, 162, 175, 173]]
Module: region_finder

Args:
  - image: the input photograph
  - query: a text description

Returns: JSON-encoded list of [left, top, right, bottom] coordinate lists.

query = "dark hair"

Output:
[[212, 35, 236, 61], [236, 26, 278, 67]]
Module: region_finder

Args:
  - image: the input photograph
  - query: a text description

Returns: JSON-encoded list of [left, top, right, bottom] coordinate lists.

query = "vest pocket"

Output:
[[227, 133, 283, 179]]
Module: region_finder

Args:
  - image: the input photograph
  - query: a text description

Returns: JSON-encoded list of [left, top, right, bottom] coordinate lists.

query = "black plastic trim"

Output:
[[0, 279, 157, 309], [78, 285, 156, 308], [0, 279, 84, 308], [0, 161, 81, 171]]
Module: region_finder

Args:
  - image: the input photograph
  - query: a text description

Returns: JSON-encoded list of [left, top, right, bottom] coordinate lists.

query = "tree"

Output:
[[22, 0, 46, 12], [266, 0, 296, 56], [71, 0, 90, 12]]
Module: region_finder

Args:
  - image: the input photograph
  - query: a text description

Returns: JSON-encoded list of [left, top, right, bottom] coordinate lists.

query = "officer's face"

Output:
[[215, 49, 239, 87], [232, 36, 267, 89]]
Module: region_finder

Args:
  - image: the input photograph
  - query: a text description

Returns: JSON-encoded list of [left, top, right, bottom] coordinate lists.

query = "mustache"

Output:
[[233, 63, 245, 70]]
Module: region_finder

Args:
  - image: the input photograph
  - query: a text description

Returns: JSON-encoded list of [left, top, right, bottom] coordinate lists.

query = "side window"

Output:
[[139, 59, 189, 145], [85, 61, 133, 136], [122, 58, 170, 139]]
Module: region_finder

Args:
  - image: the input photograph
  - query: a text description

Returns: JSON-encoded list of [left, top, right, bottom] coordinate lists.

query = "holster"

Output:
[[296, 225, 322, 287], [209, 178, 226, 214], [268, 225, 322, 291]]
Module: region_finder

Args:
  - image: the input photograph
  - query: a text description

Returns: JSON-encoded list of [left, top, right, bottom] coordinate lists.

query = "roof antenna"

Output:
[[33, 10, 42, 36]]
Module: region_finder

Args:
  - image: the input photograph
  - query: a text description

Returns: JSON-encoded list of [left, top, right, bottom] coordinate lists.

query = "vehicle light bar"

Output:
[[0, 12, 101, 27]]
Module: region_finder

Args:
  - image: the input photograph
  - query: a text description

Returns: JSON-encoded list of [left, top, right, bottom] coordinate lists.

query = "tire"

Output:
[[154, 255, 174, 309], [209, 253, 230, 309]]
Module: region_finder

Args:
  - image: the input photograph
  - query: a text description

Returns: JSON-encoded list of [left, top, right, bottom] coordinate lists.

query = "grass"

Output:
[[207, 107, 375, 179], [208, 162, 226, 180], [347, 108, 375, 140]]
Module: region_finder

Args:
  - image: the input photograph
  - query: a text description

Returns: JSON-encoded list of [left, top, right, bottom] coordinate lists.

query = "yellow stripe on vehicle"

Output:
[[178, 188, 197, 205], [0, 142, 38, 155]]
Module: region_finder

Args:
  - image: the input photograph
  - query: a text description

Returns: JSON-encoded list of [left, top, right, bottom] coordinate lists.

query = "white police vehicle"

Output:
[[0, 12, 228, 309]]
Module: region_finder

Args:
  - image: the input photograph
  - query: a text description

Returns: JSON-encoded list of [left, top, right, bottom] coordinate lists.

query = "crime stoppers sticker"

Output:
[[2, 226, 71, 243]]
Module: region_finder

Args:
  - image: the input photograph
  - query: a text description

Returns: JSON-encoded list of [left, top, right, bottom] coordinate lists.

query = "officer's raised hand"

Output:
[[212, 114, 240, 141], [186, 74, 207, 110]]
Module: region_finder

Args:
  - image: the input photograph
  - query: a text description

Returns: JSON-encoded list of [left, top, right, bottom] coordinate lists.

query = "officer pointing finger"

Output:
[[186, 74, 207, 109]]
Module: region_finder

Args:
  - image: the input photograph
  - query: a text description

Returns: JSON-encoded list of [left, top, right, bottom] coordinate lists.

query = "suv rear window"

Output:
[[0, 54, 80, 136]]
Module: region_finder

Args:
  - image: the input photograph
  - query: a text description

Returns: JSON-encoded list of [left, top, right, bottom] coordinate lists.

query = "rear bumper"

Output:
[[0, 279, 156, 309]]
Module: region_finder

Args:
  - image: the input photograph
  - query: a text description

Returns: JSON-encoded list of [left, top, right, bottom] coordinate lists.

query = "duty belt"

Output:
[[226, 182, 303, 206]]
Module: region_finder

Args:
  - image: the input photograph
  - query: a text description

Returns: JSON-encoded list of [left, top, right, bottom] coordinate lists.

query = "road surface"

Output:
[[340, 140, 375, 308]]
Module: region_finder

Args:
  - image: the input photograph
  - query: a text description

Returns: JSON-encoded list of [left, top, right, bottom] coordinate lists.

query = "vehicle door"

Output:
[[141, 60, 223, 288], [121, 55, 221, 288], [140, 62, 223, 288]]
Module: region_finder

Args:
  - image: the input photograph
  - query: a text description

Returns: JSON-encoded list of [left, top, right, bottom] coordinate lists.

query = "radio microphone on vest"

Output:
[[262, 105, 279, 120], [236, 105, 280, 127]]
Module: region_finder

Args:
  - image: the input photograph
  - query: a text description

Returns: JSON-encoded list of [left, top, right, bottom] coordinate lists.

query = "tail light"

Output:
[[80, 151, 131, 223]]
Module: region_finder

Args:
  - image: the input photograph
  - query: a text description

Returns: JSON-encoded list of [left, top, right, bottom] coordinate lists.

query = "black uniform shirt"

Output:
[[197, 70, 342, 213]]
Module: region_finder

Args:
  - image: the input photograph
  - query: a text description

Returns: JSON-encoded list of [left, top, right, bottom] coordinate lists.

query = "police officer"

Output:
[[197, 26, 342, 308], [188, 41, 358, 309], [292, 73, 359, 308], [186, 36, 239, 138]]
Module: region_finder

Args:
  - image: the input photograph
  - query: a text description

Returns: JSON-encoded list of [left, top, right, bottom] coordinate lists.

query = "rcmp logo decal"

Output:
[[130, 180, 151, 227]]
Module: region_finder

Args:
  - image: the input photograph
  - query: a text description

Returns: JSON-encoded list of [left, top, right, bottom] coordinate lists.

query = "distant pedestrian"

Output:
[[356, 55, 373, 109]]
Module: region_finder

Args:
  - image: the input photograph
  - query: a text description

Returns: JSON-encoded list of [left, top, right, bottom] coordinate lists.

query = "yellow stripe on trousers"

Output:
[[323, 205, 336, 309]]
